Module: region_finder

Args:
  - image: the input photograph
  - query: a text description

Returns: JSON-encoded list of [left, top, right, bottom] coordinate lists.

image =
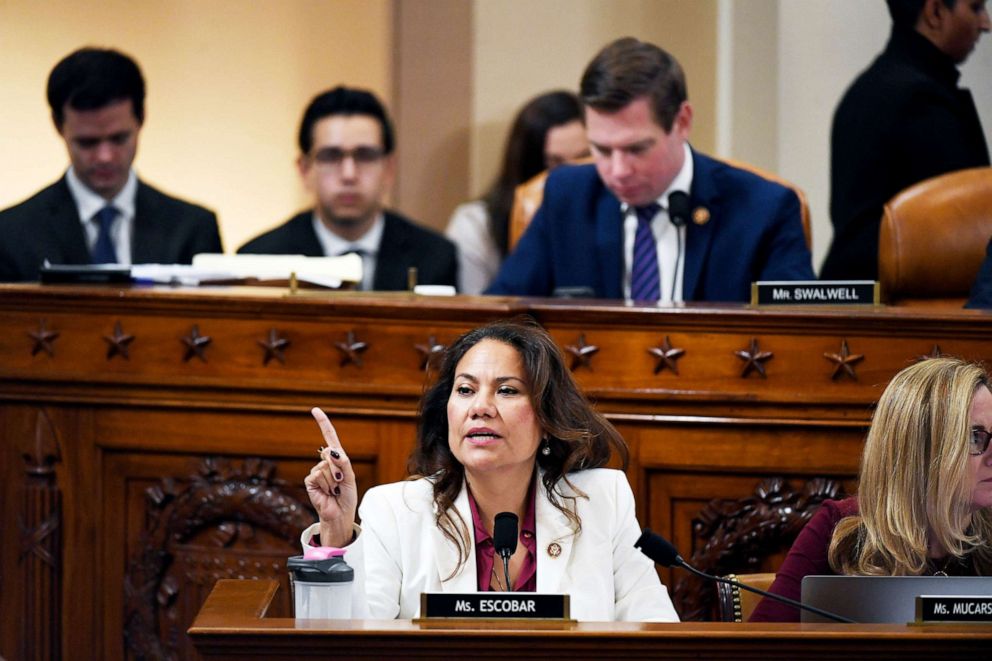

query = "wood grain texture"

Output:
[[2, 284, 991, 658]]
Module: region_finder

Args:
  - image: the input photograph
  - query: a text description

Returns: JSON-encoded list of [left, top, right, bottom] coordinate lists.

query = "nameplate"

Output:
[[419, 592, 570, 620], [750, 280, 879, 306], [917, 595, 992, 623]]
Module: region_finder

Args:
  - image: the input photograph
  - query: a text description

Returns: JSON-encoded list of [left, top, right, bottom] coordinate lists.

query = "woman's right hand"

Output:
[[304, 407, 359, 547]]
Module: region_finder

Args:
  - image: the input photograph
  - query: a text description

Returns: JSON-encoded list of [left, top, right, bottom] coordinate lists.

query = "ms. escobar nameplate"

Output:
[[751, 280, 879, 306], [420, 593, 570, 620]]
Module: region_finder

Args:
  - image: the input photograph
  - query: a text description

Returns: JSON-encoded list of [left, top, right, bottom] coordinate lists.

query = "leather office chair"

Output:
[[878, 166, 992, 307], [715, 572, 777, 622], [508, 158, 812, 251]]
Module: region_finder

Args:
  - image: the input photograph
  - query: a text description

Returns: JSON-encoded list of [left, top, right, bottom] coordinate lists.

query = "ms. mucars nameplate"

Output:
[[751, 280, 879, 306], [917, 595, 992, 623], [420, 592, 570, 620]]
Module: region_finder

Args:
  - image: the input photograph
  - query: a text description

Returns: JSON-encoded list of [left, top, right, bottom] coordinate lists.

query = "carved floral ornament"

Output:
[[123, 457, 315, 660]]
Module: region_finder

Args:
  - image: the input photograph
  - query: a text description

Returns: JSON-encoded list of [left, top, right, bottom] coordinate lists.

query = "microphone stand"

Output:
[[635, 528, 854, 623]]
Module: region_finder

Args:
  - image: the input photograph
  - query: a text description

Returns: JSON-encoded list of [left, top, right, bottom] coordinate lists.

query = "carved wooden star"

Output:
[[28, 319, 60, 357], [257, 328, 290, 366], [181, 324, 212, 363], [916, 344, 943, 362], [648, 335, 685, 375], [734, 338, 773, 379], [823, 339, 864, 381], [103, 321, 135, 360], [414, 335, 446, 371], [565, 333, 599, 371], [334, 330, 368, 367]]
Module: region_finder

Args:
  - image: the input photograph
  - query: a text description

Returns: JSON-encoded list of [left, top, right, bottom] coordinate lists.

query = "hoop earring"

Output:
[[541, 438, 551, 456]]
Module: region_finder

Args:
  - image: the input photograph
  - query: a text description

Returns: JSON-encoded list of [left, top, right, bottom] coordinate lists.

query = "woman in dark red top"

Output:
[[751, 357, 992, 622]]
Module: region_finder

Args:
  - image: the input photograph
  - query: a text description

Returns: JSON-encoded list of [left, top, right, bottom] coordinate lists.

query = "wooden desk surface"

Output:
[[3, 285, 991, 659], [189, 579, 992, 660]]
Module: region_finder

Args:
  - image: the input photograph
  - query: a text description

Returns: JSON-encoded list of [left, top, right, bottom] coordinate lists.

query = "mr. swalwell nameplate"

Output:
[[917, 595, 992, 623], [751, 280, 879, 306], [420, 592, 570, 620]]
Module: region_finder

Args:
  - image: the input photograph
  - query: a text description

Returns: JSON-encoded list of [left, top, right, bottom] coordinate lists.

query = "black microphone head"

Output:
[[668, 191, 691, 227], [634, 528, 683, 567], [493, 512, 519, 558]]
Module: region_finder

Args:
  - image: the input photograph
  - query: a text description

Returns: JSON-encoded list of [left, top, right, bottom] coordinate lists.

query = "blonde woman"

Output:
[[751, 357, 992, 621]]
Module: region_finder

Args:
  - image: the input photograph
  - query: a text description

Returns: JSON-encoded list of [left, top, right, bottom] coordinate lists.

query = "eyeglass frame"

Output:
[[308, 145, 386, 170], [970, 427, 991, 456]]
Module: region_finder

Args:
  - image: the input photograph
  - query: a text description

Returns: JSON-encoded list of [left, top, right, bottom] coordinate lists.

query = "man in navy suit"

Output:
[[238, 87, 457, 291], [0, 48, 222, 282], [486, 37, 814, 302]]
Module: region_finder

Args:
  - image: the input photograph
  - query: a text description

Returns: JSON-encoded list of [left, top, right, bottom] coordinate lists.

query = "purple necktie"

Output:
[[630, 203, 661, 302], [90, 205, 119, 264]]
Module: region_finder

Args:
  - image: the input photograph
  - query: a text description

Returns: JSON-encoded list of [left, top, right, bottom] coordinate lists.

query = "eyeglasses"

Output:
[[970, 428, 991, 456], [310, 146, 385, 169]]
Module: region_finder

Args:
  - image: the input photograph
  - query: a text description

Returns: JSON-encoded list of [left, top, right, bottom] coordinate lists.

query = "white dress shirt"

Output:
[[312, 212, 385, 291], [66, 167, 138, 265], [622, 142, 694, 303]]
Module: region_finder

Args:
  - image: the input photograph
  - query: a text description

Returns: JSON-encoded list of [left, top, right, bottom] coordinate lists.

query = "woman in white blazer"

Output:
[[303, 319, 678, 621]]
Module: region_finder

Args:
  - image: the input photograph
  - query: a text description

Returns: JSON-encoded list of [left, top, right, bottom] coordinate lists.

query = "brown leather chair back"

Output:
[[508, 157, 812, 250], [716, 572, 777, 623], [878, 167, 992, 306]]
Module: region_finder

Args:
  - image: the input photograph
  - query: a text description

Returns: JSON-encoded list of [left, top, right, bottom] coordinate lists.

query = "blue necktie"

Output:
[[91, 206, 119, 264], [630, 203, 661, 302]]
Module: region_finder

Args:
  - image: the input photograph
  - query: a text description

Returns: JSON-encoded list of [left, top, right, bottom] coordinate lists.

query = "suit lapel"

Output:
[[373, 213, 406, 290], [535, 477, 576, 593], [132, 181, 166, 264], [432, 482, 477, 592], [46, 178, 92, 265], [594, 188, 625, 299], [682, 149, 721, 301]]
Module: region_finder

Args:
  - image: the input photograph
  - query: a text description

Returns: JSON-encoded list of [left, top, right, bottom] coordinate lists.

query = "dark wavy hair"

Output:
[[580, 36, 687, 132], [47, 47, 145, 129], [297, 86, 395, 155], [408, 317, 629, 575], [482, 91, 583, 257]]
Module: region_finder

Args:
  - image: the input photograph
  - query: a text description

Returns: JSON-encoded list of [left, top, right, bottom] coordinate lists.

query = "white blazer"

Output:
[[301, 468, 679, 622]]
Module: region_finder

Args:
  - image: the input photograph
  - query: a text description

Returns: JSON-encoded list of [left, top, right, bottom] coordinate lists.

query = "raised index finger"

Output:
[[311, 407, 344, 454]]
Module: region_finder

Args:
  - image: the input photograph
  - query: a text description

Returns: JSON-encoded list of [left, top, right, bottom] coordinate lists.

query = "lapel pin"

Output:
[[692, 206, 710, 225], [547, 542, 562, 558]]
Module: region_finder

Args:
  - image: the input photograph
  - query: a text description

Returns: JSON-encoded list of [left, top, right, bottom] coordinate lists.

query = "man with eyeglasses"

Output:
[[0, 47, 222, 282], [238, 86, 457, 291]]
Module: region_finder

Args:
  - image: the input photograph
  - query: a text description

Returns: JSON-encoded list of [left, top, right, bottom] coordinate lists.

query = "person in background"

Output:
[[303, 318, 678, 621], [0, 47, 222, 282], [750, 357, 992, 622], [966, 236, 992, 307], [485, 37, 814, 302], [239, 86, 457, 291], [821, 0, 990, 280], [445, 91, 589, 295]]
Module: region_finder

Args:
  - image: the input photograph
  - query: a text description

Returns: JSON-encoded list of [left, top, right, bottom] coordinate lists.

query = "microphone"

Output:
[[667, 191, 691, 228], [634, 528, 854, 623], [667, 191, 690, 300], [493, 512, 519, 592]]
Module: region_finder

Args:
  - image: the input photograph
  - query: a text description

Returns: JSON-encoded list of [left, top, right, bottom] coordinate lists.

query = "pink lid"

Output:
[[303, 546, 346, 560]]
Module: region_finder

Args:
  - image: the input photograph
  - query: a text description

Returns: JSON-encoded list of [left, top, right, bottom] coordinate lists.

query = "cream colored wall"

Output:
[[0, 0, 392, 253], [469, 0, 717, 198]]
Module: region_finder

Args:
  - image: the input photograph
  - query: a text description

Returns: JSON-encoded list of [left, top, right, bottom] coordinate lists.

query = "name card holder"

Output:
[[751, 280, 879, 306], [916, 595, 992, 623], [417, 592, 572, 626]]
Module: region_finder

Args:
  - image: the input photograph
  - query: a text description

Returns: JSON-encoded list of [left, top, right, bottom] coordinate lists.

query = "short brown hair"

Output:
[[580, 37, 687, 132]]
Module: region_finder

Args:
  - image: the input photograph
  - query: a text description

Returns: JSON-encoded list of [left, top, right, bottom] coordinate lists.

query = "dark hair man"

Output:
[[0, 47, 222, 282], [822, 0, 990, 280], [238, 86, 457, 291], [486, 37, 814, 302]]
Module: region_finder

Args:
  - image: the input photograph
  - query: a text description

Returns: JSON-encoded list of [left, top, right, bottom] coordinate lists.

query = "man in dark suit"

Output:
[[486, 37, 813, 302], [821, 0, 990, 280], [238, 87, 457, 291], [0, 48, 222, 282]]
